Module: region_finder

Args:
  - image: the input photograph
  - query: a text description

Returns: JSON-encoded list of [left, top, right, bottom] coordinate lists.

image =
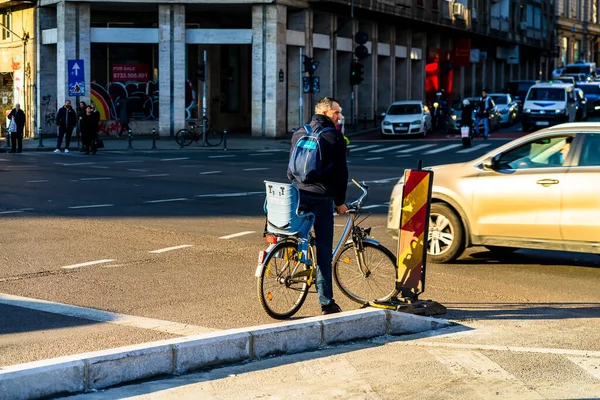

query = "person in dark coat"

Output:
[[55, 100, 77, 153], [81, 106, 99, 155], [7, 103, 25, 153], [117, 98, 131, 137]]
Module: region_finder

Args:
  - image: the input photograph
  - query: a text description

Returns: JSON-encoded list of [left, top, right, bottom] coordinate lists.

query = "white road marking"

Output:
[[424, 143, 463, 154], [200, 171, 221, 175], [161, 157, 189, 161], [0, 292, 216, 335], [397, 144, 436, 153], [27, 179, 49, 183], [456, 143, 491, 153], [115, 160, 143, 164], [0, 158, 8, 161], [140, 173, 170, 177], [346, 144, 359, 149], [362, 204, 386, 209], [20, 208, 34, 211], [149, 245, 194, 254], [243, 167, 270, 171], [0, 210, 23, 215], [369, 144, 410, 153], [430, 349, 544, 399], [250, 153, 268, 156], [129, 169, 149, 172], [196, 191, 263, 198], [90, 166, 110, 169], [79, 177, 112, 181], [54, 162, 95, 166], [567, 357, 600, 379], [350, 144, 381, 152], [364, 157, 383, 161], [61, 259, 116, 269], [144, 198, 187, 204], [209, 155, 236, 158], [396, 154, 411, 158], [180, 165, 201, 168], [369, 177, 402, 184], [68, 204, 114, 209], [219, 231, 255, 239]]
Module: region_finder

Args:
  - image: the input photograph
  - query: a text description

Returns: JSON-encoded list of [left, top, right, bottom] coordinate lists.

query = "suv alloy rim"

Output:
[[428, 213, 454, 255]]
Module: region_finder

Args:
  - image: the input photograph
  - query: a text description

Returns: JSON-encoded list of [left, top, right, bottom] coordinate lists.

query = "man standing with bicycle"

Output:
[[288, 97, 349, 315]]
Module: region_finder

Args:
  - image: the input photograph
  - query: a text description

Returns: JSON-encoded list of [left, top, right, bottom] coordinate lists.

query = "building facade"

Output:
[[30, 0, 554, 139], [555, 0, 600, 67]]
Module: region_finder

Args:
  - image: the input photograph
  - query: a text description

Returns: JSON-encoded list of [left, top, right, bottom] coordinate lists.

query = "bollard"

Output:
[[38, 127, 44, 148], [363, 113, 367, 130], [151, 128, 157, 149], [223, 128, 228, 151], [127, 128, 133, 150]]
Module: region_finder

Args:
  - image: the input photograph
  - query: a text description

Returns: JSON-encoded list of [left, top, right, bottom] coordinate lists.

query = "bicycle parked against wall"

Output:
[[256, 179, 398, 319], [175, 117, 223, 147]]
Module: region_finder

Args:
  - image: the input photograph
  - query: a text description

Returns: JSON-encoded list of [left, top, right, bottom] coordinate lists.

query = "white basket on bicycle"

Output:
[[263, 181, 314, 237]]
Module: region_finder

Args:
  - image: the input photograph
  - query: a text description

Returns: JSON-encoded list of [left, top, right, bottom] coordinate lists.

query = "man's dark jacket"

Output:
[[287, 114, 348, 207], [56, 106, 77, 129], [8, 109, 25, 134]]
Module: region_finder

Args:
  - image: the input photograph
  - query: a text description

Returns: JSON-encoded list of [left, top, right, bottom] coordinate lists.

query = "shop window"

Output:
[[1, 12, 11, 40], [220, 45, 242, 113]]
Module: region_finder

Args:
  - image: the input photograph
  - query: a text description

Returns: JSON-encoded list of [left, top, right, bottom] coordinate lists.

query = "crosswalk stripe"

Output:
[[566, 357, 600, 379], [424, 143, 463, 154], [350, 144, 381, 152], [369, 144, 410, 153], [397, 144, 436, 153], [456, 143, 491, 153], [430, 349, 544, 399]]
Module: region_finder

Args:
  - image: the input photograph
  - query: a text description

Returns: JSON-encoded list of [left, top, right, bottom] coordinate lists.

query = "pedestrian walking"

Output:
[[288, 96, 349, 315], [80, 106, 99, 155], [460, 99, 474, 148], [7, 103, 25, 153], [117, 98, 131, 137], [474, 89, 494, 140], [54, 100, 77, 153], [77, 101, 87, 152]]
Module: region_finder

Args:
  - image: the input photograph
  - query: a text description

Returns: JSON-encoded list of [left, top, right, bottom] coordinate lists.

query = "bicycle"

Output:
[[175, 117, 223, 147], [256, 179, 398, 319]]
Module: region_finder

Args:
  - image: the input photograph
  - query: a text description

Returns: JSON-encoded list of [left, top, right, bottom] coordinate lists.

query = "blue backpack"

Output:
[[288, 124, 336, 184]]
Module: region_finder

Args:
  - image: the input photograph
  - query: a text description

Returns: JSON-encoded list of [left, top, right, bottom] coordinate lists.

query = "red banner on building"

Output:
[[111, 64, 149, 82], [454, 38, 471, 67]]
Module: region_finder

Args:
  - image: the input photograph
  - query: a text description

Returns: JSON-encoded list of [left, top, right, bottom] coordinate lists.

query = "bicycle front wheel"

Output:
[[333, 241, 398, 304], [205, 127, 223, 147], [175, 129, 194, 147], [257, 240, 310, 319]]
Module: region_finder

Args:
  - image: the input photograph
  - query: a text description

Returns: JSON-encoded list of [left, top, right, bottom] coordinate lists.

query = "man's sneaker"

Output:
[[53, 149, 60, 153], [64, 149, 70, 153], [321, 302, 342, 315]]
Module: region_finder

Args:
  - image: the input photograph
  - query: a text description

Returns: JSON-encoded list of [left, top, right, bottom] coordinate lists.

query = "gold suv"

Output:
[[387, 123, 600, 263]]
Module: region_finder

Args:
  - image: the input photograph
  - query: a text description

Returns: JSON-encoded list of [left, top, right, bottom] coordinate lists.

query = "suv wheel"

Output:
[[427, 203, 465, 263]]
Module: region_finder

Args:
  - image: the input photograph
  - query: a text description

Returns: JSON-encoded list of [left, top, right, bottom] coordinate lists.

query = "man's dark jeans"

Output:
[[56, 126, 74, 150], [299, 191, 335, 306]]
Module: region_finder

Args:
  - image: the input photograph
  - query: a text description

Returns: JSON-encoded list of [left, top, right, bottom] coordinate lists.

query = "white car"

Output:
[[381, 101, 432, 138], [489, 93, 519, 126]]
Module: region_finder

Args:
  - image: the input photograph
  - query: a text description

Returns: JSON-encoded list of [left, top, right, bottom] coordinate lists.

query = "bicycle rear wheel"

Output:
[[175, 129, 194, 147], [257, 240, 310, 319], [205, 127, 223, 147], [333, 241, 398, 304]]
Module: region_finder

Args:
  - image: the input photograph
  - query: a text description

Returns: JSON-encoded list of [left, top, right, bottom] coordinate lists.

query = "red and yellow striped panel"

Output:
[[396, 169, 432, 295]]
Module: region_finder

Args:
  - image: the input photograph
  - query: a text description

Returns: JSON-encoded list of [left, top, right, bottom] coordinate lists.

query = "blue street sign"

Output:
[[68, 59, 85, 96]]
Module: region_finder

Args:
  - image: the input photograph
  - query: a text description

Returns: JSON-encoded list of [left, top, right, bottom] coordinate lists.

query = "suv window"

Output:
[[497, 136, 574, 170], [579, 134, 600, 167], [527, 88, 566, 101]]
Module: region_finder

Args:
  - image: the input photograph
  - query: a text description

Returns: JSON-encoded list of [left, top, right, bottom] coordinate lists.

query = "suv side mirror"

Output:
[[482, 155, 499, 171], [381, 112, 386, 117]]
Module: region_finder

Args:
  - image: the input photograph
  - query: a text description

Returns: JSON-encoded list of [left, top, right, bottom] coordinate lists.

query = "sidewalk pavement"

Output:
[[0, 127, 380, 154]]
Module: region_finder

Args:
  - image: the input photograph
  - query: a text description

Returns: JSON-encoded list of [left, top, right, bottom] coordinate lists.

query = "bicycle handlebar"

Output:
[[346, 179, 368, 211]]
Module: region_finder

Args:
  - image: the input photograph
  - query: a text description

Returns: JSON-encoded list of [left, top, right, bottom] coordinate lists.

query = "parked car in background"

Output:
[[488, 93, 519, 126], [577, 82, 600, 114], [506, 80, 540, 112], [561, 73, 587, 83], [521, 82, 577, 131], [380, 101, 432, 138], [574, 88, 589, 121], [387, 123, 600, 263], [565, 61, 597, 79], [556, 76, 577, 86], [447, 97, 501, 133]]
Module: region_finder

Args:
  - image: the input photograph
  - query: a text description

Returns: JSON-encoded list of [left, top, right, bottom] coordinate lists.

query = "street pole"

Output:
[[582, 0, 589, 61], [299, 47, 303, 127], [202, 50, 207, 147]]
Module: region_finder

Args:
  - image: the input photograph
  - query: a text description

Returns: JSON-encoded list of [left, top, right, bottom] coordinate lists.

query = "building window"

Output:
[[1, 12, 11, 40], [416, 0, 424, 7], [431, 0, 438, 11]]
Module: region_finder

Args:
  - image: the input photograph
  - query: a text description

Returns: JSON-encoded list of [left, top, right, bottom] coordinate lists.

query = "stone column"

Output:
[[411, 32, 425, 101], [36, 6, 57, 135], [395, 29, 411, 100], [158, 4, 185, 137], [56, 1, 90, 107], [356, 21, 376, 123], [377, 25, 392, 115], [252, 4, 287, 138]]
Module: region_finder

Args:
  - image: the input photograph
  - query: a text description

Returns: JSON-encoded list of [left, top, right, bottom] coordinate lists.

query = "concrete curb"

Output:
[[0, 309, 452, 400]]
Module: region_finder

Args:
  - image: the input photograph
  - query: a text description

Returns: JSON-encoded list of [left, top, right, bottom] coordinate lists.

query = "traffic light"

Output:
[[303, 56, 319, 76], [354, 31, 369, 60], [196, 62, 206, 82], [302, 76, 320, 93], [350, 62, 364, 85]]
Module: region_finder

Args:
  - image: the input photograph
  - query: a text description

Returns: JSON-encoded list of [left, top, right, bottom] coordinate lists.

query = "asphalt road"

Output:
[[0, 127, 599, 371]]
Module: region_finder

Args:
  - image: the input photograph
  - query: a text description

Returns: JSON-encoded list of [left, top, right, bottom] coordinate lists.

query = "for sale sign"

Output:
[[111, 64, 150, 82]]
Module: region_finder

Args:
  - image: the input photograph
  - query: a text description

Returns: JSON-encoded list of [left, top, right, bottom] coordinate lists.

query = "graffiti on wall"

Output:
[[90, 79, 197, 135]]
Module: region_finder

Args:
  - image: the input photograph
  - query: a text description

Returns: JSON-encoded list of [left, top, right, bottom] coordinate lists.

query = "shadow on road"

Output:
[[453, 248, 600, 269], [444, 302, 600, 321]]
